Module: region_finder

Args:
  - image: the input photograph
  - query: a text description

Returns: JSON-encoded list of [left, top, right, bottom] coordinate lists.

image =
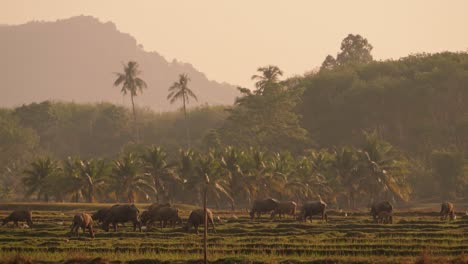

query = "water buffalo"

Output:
[[102, 204, 141, 232], [440, 202, 456, 221], [271, 201, 297, 219], [370, 201, 393, 223], [2, 210, 33, 228], [70, 213, 94, 238], [249, 198, 280, 220], [147, 202, 171, 212], [376, 211, 393, 224], [92, 207, 112, 224], [184, 209, 216, 234], [141, 206, 182, 228], [298, 201, 328, 222]]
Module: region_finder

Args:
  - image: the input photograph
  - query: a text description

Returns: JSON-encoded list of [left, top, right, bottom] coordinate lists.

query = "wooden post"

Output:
[[203, 185, 208, 264]]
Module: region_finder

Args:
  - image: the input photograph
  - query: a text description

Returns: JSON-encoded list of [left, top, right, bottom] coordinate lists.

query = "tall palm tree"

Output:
[[251, 65, 283, 95], [113, 61, 147, 142], [111, 153, 156, 203], [141, 146, 179, 203], [23, 157, 60, 202], [167, 73, 198, 147]]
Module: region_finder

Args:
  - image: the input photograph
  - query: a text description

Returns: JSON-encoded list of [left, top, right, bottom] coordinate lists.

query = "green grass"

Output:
[[0, 203, 466, 263]]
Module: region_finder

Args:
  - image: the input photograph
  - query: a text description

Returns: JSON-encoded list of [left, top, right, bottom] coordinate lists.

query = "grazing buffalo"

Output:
[[184, 209, 216, 234], [2, 210, 33, 228], [147, 202, 171, 212], [141, 206, 182, 228], [376, 211, 393, 224], [70, 213, 94, 238], [249, 198, 280, 220], [92, 207, 112, 224], [370, 201, 393, 223], [440, 202, 456, 221], [102, 204, 141, 232], [271, 201, 297, 219], [298, 201, 328, 222]]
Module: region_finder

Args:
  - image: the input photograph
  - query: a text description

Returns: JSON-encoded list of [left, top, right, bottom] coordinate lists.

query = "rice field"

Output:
[[0, 203, 466, 263]]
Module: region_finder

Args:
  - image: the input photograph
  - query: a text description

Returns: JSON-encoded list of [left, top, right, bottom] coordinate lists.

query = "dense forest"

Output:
[[1, 34, 467, 207]]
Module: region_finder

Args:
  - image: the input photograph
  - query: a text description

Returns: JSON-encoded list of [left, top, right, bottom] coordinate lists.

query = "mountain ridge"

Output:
[[0, 15, 238, 111]]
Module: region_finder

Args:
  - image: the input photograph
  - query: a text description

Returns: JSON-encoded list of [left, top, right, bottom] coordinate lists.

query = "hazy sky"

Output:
[[2, 0, 468, 87]]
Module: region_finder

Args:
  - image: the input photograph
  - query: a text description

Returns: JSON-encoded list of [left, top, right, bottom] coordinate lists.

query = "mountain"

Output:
[[0, 16, 238, 111]]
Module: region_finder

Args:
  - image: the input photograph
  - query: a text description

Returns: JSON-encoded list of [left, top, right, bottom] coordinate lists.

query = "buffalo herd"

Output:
[[0, 200, 461, 238]]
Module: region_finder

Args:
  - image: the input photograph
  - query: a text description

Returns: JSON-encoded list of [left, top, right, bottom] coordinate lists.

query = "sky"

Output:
[[2, 0, 468, 87]]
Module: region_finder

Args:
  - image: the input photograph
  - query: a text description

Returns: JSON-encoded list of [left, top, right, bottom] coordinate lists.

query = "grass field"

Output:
[[0, 203, 466, 264]]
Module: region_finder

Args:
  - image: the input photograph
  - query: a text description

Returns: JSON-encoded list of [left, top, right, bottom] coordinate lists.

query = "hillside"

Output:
[[0, 16, 238, 111]]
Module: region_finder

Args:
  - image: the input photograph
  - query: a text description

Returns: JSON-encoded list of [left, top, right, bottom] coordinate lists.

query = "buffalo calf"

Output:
[[70, 213, 95, 238]]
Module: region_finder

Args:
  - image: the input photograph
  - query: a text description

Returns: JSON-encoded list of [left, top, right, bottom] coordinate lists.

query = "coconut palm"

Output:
[[23, 157, 60, 202], [111, 153, 156, 203], [220, 146, 254, 206], [331, 147, 359, 208], [141, 146, 179, 203], [251, 65, 283, 95], [62, 157, 83, 202], [353, 131, 411, 204], [187, 151, 234, 209], [77, 159, 108, 203], [167, 73, 198, 147], [113, 61, 147, 142]]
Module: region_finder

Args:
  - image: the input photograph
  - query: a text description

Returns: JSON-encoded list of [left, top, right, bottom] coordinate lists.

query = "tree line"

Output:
[[1, 34, 467, 202], [21, 131, 410, 209]]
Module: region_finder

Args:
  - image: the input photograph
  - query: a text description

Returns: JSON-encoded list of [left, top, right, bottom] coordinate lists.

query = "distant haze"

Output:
[[0, 16, 238, 110], [2, 0, 468, 89]]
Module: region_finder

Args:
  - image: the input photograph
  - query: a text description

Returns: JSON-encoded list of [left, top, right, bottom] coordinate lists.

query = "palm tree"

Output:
[[77, 159, 107, 203], [251, 65, 283, 95], [62, 157, 83, 202], [113, 61, 147, 142], [23, 157, 60, 202], [111, 153, 156, 203], [353, 131, 411, 204], [167, 73, 198, 147], [331, 147, 359, 208], [188, 151, 234, 209], [141, 146, 179, 203]]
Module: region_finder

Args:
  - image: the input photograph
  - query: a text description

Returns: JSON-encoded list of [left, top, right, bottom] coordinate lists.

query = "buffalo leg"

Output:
[[88, 226, 94, 238], [210, 219, 216, 233]]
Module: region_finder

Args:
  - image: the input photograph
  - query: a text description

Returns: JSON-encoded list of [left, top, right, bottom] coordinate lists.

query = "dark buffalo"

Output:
[[141, 206, 182, 228], [298, 201, 328, 222], [440, 202, 456, 221], [376, 211, 393, 224], [370, 201, 393, 223], [2, 210, 33, 228], [92, 207, 112, 224], [102, 204, 141, 232], [184, 209, 216, 234], [271, 201, 297, 219], [70, 213, 95, 238], [249, 198, 280, 220], [147, 202, 171, 212]]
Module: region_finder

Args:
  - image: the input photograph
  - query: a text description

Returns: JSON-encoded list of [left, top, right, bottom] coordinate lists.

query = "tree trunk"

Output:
[[183, 95, 191, 148], [131, 94, 139, 143], [153, 176, 160, 204]]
